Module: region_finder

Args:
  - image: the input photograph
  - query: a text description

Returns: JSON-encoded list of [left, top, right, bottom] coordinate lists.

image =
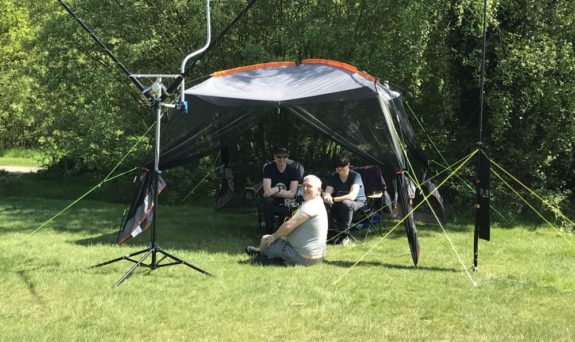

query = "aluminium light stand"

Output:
[[93, 76, 211, 287], [85, 0, 213, 287]]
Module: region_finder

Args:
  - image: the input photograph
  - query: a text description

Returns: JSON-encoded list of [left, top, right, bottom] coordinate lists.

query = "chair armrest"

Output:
[[244, 181, 263, 201], [367, 191, 383, 199]]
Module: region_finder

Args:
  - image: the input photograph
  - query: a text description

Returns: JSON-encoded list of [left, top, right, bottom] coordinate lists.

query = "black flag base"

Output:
[[473, 150, 491, 272], [92, 245, 211, 287]]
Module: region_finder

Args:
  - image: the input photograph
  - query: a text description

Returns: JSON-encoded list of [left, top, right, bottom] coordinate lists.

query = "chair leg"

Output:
[[369, 221, 384, 237], [256, 209, 263, 235], [346, 230, 358, 242], [362, 224, 371, 240], [360, 212, 385, 240]]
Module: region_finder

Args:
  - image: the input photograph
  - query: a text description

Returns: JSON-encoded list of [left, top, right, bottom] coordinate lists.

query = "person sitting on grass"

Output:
[[245, 174, 328, 266]]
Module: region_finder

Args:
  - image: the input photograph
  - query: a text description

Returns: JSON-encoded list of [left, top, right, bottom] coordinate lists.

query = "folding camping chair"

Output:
[[348, 165, 392, 239], [245, 159, 305, 234]]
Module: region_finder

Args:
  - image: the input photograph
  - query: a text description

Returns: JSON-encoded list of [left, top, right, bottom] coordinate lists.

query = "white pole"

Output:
[[180, 0, 212, 101]]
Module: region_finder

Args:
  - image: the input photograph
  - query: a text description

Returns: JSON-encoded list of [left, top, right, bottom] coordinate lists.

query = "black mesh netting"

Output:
[[119, 60, 438, 265]]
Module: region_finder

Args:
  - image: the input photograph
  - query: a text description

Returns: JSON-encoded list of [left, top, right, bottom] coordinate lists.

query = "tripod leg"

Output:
[[91, 247, 150, 268], [114, 249, 153, 287], [157, 248, 212, 276]]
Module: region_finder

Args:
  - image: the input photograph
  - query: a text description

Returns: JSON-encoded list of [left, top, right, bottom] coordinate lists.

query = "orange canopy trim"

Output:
[[212, 61, 297, 77], [301, 59, 377, 82], [212, 59, 377, 82]]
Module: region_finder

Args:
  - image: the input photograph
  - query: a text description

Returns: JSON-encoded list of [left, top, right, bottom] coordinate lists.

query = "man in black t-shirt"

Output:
[[262, 147, 300, 234]]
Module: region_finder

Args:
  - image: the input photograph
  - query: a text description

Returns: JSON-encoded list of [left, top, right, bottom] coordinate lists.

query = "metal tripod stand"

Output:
[[93, 76, 211, 287]]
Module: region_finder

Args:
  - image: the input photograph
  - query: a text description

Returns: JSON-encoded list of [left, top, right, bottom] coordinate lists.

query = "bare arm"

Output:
[[279, 180, 298, 199], [260, 211, 310, 249], [264, 179, 298, 199], [263, 178, 280, 198], [323, 185, 334, 205], [333, 183, 360, 202]]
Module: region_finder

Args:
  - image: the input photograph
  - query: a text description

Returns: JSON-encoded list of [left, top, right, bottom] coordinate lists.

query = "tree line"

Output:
[[1, 0, 574, 215]]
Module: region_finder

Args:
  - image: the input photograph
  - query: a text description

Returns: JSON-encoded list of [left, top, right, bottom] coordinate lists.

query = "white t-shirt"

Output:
[[286, 196, 328, 258]]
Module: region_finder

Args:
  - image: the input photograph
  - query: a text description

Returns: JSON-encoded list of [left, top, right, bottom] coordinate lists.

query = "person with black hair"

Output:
[[323, 154, 367, 245], [261, 147, 300, 234]]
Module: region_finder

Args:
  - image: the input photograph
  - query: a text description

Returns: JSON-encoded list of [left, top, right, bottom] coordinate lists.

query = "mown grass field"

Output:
[[1, 172, 574, 341], [0, 148, 45, 167]]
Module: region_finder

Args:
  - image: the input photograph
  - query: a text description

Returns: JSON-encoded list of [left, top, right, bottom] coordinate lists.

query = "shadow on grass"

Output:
[[365, 220, 474, 239], [17, 270, 44, 303], [0, 193, 260, 255], [323, 259, 459, 272], [237, 258, 290, 267], [73, 228, 255, 256], [70, 207, 260, 256], [74, 232, 119, 245], [235, 257, 459, 272]]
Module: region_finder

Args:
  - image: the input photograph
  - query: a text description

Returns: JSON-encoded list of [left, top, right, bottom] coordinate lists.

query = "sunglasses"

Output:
[[275, 155, 288, 159]]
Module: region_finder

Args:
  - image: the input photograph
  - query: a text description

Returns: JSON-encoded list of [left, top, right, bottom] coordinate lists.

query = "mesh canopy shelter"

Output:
[[120, 59, 428, 266]]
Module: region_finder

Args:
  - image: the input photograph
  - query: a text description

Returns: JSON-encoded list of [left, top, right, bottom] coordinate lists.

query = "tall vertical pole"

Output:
[[473, 0, 489, 272], [151, 79, 162, 268], [180, 0, 212, 103], [478, 0, 487, 144]]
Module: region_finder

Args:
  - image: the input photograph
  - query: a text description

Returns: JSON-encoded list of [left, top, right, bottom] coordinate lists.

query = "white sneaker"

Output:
[[340, 236, 351, 246]]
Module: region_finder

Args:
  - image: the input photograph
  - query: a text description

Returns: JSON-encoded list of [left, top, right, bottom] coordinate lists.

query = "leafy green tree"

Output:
[[0, 0, 37, 148], [9, 0, 575, 213], [487, 0, 575, 211]]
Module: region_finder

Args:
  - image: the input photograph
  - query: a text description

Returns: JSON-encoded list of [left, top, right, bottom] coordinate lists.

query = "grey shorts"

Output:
[[262, 239, 323, 266]]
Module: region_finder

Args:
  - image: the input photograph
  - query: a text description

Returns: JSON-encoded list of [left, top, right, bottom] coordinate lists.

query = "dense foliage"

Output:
[[2, 0, 574, 213], [0, 2, 37, 148]]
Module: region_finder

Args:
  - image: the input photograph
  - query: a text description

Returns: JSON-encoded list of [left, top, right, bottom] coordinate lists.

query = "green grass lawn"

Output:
[[0, 148, 45, 167], [1, 176, 574, 340]]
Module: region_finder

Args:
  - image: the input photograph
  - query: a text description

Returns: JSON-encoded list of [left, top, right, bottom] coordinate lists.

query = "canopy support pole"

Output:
[[395, 170, 419, 267]]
